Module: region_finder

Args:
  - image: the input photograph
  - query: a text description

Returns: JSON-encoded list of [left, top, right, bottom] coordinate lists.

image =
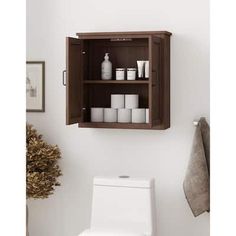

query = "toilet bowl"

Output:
[[78, 176, 156, 236]]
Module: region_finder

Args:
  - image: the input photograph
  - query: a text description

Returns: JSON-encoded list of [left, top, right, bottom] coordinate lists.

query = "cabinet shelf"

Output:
[[78, 121, 166, 130], [83, 80, 149, 84], [79, 122, 151, 129]]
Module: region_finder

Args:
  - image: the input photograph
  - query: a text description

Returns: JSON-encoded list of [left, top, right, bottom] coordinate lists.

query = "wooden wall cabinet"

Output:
[[65, 31, 171, 130]]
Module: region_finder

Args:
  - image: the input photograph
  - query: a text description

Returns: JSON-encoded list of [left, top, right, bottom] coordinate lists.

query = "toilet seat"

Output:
[[79, 229, 145, 236]]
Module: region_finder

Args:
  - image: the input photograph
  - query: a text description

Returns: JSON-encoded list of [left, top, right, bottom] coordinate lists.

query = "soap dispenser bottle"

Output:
[[101, 53, 112, 80]]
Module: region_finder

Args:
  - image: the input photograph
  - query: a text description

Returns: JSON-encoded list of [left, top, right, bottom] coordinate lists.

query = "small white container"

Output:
[[116, 68, 125, 80], [111, 94, 125, 108], [132, 108, 146, 123], [104, 108, 117, 122], [145, 108, 149, 123], [91, 108, 104, 122], [127, 68, 136, 80], [145, 61, 149, 78], [118, 108, 132, 123], [125, 94, 139, 109]]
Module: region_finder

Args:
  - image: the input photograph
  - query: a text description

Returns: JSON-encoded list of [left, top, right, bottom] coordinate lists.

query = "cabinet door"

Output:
[[149, 36, 162, 127], [150, 35, 170, 128], [66, 37, 83, 125]]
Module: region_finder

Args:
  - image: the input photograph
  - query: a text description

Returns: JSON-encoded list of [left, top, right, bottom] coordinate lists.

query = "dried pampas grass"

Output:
[[26, 124, 62, 199]]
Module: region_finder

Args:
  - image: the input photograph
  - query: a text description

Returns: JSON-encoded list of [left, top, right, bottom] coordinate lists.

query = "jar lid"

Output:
[[127, 68, 137, 71], [116, 68, 125, 71]]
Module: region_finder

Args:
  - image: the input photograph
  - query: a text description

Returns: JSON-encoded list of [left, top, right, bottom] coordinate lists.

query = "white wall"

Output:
[[26, 0, 210, 236]]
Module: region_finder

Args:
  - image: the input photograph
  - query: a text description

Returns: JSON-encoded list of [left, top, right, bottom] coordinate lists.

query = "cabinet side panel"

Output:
[[162, 36, 170, 128]]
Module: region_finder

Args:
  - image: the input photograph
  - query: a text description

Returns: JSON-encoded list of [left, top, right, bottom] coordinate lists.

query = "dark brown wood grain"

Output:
[[79, 122, 151, 130], [78, 121, 169, 130], [77, 31, 172, 39], [66, 31, 171, 129], [151, 36, 162, 127], [66, 37, 82, 124]]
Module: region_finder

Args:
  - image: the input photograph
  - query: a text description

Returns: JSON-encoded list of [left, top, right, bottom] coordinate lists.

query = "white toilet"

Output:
[[79, 176, 156, 236]]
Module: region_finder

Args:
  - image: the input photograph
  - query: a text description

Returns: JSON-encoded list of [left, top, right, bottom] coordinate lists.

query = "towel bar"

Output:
[[193, 117, 207, 126]]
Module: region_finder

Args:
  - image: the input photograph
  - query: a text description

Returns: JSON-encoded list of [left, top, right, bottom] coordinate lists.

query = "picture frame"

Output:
[[26, 61, 45, 112]]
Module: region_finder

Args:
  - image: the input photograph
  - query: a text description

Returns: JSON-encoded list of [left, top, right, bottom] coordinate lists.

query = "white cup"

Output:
[[104, 108, 117, 122], [125, 94, 139, 109], [91, 108, 104, 122], [132, 108, 146, 123], [118, 108, 132, 123], [116, 68, 125, 80], [111, 94, 125, 108], [146, 108, 149, 123], [127, 68, 136, 80]]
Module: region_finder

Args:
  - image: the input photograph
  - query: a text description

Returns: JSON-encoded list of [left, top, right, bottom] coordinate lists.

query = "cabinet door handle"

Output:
[[62, 70, 66, 86]]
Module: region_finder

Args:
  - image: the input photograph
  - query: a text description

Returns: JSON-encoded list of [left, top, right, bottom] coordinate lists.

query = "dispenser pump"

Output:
[[101, 52, 112, 80], [104, 53, 109, 60]]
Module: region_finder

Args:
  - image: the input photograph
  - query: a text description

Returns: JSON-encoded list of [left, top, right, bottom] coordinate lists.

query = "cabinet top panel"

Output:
[[76, 31, 172, 39]]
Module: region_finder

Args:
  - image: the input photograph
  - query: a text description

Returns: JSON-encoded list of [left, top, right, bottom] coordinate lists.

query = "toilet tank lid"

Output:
[[79, 229, 146, 236], [93, 176, 154, 188]]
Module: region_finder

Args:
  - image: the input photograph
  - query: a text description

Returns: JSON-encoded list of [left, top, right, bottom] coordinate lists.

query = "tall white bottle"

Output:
[[101, 53, 112, 80]]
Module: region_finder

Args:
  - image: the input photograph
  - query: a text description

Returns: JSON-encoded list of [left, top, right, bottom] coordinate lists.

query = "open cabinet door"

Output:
[[149, 35, 170, 129], [149, 36, 162, 127], [66, 37, 83, 125]]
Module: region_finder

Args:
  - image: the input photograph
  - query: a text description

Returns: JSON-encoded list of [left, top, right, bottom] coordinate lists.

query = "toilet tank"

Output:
[[90, 176, 156, 236]]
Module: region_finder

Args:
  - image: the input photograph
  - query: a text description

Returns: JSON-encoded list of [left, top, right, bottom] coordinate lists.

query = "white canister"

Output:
[[116, 68, 125, 80], [127, 68, 136, 80], [145, 61, 149, 78], [118, 108, 132, 123], [132, 108, 146, 123], [145, 108, 149, 123], [104, 108, 117, 122], [91, 108, 104, 122], [111, 94, 125, 108], [125, 94, 139, 109]]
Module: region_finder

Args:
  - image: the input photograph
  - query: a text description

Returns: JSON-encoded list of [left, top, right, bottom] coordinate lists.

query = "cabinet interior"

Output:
[[83, 38, 149, 81], [81, 38, 150, 123], [83, 84, 149, 122]]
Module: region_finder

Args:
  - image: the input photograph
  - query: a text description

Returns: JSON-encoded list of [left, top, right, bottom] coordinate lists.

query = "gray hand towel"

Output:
[[183, 117, 210, 217]]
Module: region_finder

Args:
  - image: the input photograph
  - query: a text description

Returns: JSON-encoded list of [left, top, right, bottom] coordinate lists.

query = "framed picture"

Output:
[[26, 61, 45, 112]]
